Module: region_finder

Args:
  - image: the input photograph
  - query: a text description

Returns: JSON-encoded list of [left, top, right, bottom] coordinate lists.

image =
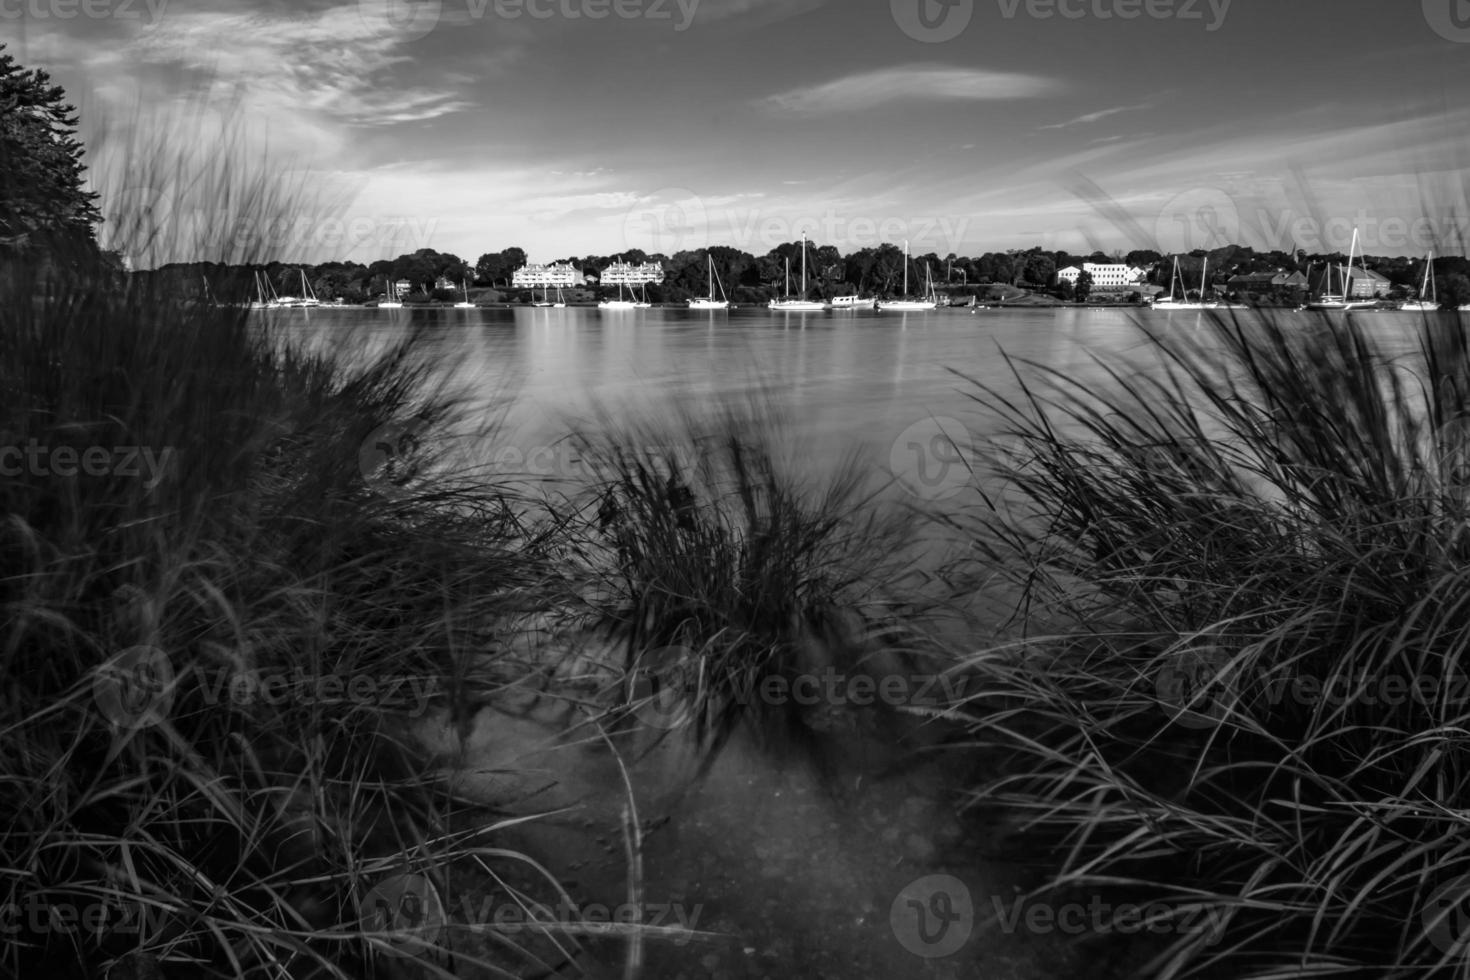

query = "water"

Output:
[[279, 304, 1436, 978], [269, 304, 1193, 496]]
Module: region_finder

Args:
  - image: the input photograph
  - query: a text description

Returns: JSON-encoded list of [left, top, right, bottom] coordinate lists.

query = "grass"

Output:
[[0, 104, 622, 978], [945, 310, 1470, 978], [546, 396, 955, 785]]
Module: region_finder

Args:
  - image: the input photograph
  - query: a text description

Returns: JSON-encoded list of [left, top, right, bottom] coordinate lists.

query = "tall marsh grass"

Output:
[[0, 117, 572, 979], [555, 398, 953, 781], [951, 311, 1470, 977]]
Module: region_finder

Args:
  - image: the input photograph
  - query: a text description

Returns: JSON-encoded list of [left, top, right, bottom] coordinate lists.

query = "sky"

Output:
[[8, 0, 1470, 267]]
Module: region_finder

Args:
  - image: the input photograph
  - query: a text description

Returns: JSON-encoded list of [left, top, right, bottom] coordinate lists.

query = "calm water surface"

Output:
[[278, 304, 1438, 978], [273, 304, 1230, 491]]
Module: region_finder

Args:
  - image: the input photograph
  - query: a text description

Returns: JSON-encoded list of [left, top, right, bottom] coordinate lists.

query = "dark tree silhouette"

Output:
[[0, 45, 101, 246]]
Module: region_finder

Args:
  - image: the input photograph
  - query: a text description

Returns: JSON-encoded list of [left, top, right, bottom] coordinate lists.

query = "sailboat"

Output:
[[531, 281, 555, 308], [634, 281, 653, 308], [379, 277, 403, 309], [877, 241, 938, 310], [1308, 230, 1375, 311], [247, 271, 274, 310], [293, 269, 321, 308], [1154, 255, 1217, 310], [1400, 252, 1438, 312], [769, 233, 828, 311], [688, 254, 730, 310], [599, 261, 638, 309], [1151, 256, 1186, 309], [454, 279, 476, 309]]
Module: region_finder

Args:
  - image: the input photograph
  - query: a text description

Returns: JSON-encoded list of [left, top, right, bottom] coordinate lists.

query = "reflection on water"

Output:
[[266, 305, 1194, 490]]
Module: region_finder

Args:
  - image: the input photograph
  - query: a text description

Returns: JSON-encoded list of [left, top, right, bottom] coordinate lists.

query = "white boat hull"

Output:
[[688, 299, 729, 309], [877, 300, 937, 311], [769, 300, 828, 311], [831, 297, 874, 309]]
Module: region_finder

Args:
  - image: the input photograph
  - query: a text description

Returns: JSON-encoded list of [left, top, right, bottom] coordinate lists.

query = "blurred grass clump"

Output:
[[0, 96, 563, 979], [948, 312, 1470, 978]]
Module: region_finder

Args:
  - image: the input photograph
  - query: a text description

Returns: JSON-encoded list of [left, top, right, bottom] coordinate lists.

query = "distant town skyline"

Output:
[[12, 0, 1470, 267]]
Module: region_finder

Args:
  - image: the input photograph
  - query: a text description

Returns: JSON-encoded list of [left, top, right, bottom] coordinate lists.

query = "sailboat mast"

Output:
[[801, 232, 807, 296], [903, 240, 909, 297]]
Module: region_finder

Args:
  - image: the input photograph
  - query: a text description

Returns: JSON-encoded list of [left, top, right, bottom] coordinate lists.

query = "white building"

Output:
[[598, 261, 664, 286], [1056, 263, 1147, 289], [512, 262, 585, 288]]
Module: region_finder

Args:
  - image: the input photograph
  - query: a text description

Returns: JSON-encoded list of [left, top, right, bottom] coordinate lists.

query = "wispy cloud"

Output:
[[761, 64, 1059, 114], [1038, 102, 1152, 130]]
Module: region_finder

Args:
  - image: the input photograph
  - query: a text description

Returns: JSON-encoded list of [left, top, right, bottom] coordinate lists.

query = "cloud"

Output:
[[761, 64, 1058, 114], [1039, 102, 1152, 130]]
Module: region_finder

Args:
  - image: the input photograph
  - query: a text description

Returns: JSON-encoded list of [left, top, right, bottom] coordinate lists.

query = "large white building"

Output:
[[1056, 263, 1148, 289], [597, 261, 664, 286], [512, 262, 585, 288]]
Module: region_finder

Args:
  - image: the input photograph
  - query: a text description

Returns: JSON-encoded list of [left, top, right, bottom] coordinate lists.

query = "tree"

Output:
[[1074, 269, 1093, 303], [0, 45, 101, 245]]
